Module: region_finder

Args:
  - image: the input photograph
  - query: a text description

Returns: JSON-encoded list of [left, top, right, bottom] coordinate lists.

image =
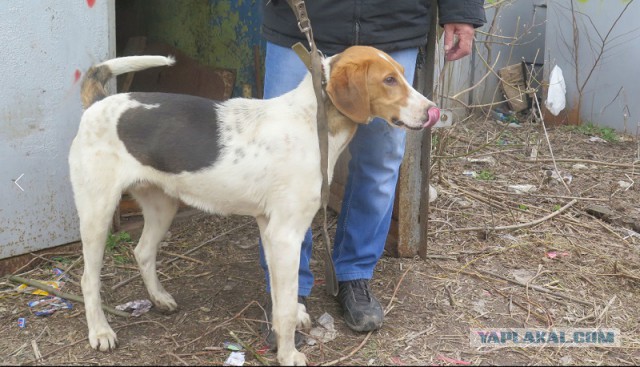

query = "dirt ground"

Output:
[[2, 115, 640, 366]]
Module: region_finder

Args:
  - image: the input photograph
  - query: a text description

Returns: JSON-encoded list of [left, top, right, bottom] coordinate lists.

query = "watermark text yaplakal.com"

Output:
[[470, 328, 621, 347]]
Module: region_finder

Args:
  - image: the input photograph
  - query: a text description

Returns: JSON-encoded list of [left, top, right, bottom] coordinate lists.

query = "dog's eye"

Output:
[[384, 76, 397, 86]]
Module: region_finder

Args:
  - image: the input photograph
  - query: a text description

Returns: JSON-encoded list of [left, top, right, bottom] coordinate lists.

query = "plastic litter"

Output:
[[223, 351, 245, 366], [589, 136, 607, 143], [306, 312, 338, 345], [223, 341, 243, 351], [490, 110, 520, 126], [52, 268, 69, 280], [462, 170, 477, 178], [428, 184, 438, 203], [618, 180, 633, 190], [15, 281, 64, 296], [511, 269, 535, 284], [545, 170, 572, 185], [18, 317, 26, 328], [545, 65, 566, 116], [28, 296, 73, 316], [546, 251, 570, 259], [452, 197, 473, 208], [508, 184, 537, 194], [115, 299, 152, 317]]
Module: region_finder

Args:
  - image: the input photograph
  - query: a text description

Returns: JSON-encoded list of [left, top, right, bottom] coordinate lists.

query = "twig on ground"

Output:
[[522, 157, 639, 168], [474, 268, 592, 306], [30, 340, 42, 363], [164, 352, 189, 366], [321, 331, 373, 366], [158, 250, 204, 264], [385, 264, 414, 315], [440, 199, 577, 234]]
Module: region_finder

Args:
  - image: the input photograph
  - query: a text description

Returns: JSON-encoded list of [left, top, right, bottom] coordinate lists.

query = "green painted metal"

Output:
[[140, 0, 264, 97]]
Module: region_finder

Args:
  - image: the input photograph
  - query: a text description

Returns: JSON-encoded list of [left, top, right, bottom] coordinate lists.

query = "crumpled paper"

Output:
[[306, 312, 338, 345], [115, 299, 152, 317], [223, 351, 245, 366]]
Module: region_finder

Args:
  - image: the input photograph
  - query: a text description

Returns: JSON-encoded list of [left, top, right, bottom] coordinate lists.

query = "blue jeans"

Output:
[[259, 42, 418, 296]]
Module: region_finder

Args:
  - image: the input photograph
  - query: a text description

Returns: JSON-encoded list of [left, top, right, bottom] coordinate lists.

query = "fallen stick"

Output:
[[8, 275, 130, 318], [522, 157, 639, 169], [158, 250, 204, 264], [485, 189, 608, 202], [321, 331, 373, 366], [444, 199, 578, 234], [384, 264, 413, 315], [474, 269, 592, 306]]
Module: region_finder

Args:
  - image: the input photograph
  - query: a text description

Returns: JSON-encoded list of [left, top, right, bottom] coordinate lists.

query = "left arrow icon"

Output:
[[13, 173, 25, 191]]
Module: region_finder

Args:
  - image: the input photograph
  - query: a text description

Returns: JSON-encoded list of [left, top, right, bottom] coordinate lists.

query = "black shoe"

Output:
[[337, 279, 384, 332], [262, 296, 307, 351]]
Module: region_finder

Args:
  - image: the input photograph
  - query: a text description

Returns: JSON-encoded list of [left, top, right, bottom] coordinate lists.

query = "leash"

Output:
[[286, 0, 339, 297]]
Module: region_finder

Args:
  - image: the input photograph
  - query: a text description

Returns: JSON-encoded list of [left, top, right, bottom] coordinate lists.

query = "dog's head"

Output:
[[325, 46, 440, 130]]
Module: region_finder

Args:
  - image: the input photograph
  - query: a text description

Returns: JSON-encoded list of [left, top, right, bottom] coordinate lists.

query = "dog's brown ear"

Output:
[[326, 60, 371, 123]]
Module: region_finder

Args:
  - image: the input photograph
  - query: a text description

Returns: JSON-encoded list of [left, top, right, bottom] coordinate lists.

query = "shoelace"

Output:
[[350, 279, 371, 304]]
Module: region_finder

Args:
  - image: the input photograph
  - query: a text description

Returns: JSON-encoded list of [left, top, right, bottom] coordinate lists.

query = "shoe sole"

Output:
[[344, 313, 383, 332]]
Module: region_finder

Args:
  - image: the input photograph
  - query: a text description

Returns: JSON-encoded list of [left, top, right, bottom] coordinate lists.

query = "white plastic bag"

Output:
[[545, 65, 566, 116]]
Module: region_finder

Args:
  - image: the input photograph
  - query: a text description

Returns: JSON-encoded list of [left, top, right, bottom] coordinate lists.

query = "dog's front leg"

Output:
[[259, 215, 308, 366]]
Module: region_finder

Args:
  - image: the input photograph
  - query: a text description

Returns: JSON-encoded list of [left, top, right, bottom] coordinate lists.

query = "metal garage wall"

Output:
[[545, 0, 639, 130], [0, 1, 115, 259]]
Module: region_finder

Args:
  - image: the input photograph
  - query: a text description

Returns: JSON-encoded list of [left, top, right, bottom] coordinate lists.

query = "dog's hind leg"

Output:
[[129, 185, 179, 312], [258, 213, 311, 366], [76, 184, 122, 351]]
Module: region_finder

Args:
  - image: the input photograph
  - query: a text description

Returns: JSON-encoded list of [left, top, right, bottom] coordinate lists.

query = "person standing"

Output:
[[259, 0, 486, 348]]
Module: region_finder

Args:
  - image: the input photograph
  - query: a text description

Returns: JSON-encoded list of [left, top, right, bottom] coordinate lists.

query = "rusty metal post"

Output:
[[395, 0, 439, 258]]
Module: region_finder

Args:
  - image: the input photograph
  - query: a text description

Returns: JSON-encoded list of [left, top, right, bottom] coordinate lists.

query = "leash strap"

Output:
[[286, 0, 339, 297]]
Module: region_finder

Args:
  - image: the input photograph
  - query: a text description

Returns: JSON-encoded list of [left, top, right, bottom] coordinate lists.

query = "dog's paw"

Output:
[[296, 303, 312, 330], [278, 350, 307, 366], [89, 327, 118, 352], [151, 292, 178, 313]]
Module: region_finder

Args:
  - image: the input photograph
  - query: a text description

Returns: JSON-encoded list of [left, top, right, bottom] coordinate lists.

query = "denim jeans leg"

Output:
[[258, 42, 314, 297], [332, 48, 419, 282]]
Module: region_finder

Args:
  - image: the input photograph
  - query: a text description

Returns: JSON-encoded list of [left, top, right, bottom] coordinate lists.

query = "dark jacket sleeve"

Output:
[[438, 0, 487, 28]]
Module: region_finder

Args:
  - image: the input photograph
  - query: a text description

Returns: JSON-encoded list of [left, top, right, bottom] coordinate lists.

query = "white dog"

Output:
[[70, 46, 439, 365]]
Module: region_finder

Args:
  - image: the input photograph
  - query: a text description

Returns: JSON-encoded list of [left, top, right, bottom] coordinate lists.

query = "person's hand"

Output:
[[443, 23, 476, 61]]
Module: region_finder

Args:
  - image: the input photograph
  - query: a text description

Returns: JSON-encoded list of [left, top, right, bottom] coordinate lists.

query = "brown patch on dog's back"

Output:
[[81, 65, 112, 109]]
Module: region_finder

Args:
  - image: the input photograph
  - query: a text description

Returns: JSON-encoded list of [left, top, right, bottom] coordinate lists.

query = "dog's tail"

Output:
[[81, 55, 175, 109]]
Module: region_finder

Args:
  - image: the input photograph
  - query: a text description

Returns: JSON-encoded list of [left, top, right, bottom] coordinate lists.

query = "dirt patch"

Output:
[[2, 116, 640, 365]]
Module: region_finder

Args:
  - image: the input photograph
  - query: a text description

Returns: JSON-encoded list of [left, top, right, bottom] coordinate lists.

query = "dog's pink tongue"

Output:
[[424, 108, 441, 128]]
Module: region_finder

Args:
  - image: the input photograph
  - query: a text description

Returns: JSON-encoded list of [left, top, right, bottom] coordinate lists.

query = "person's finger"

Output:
[[443, 24, 455, 53], [447, 32, 473, 61]]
